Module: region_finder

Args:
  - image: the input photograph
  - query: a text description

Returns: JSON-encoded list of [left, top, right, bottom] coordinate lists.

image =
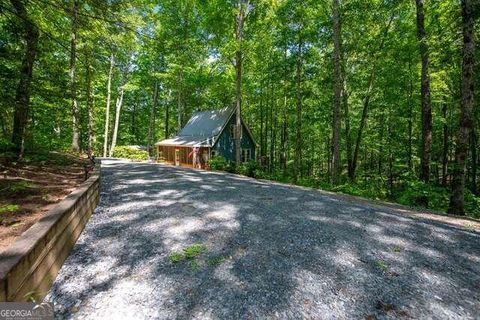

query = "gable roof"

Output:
[[178, 107, 233, 137], [156, 106, 256, 148]]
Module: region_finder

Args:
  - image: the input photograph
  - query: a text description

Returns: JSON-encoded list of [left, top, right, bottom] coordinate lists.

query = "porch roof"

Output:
[[155, 135, 212, 147]]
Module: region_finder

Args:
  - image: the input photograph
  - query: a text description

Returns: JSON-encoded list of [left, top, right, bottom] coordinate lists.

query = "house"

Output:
[[155, 106, 257, 168]]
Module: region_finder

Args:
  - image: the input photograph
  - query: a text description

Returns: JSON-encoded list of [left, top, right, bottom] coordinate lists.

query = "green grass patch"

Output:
[[168, 252, 185, 263], [375, 260, 389, 271], [168, 244, 212, 272], [188, 260, 199, 271], [6, 180, 35, 193], [207, 255, 227, 266], [0, 204, 19, 214], [183, 244, 207, 259]]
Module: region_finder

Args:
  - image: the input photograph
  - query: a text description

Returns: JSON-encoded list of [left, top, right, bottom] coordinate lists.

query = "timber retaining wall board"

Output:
[[0, 164, 100, 302]]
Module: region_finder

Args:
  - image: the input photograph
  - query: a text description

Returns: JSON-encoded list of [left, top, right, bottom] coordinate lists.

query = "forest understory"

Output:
[[0, 152, 87, 249], [0, 0, 478, 220]]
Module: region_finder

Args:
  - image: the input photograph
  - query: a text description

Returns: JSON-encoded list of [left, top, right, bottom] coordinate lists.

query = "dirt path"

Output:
[[47, 159, 480, 319]]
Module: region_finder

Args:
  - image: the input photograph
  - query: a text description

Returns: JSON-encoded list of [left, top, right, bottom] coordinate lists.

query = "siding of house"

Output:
[[157, 145, 210, 168], [212, 114, 256, 162]]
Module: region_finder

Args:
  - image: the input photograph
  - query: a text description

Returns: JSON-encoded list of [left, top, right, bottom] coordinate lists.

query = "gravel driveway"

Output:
[[47, 159, 480, 319]]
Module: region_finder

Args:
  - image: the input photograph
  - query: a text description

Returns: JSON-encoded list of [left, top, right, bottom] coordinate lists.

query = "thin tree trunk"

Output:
[[235, 48, 243, 165], [332, 0, 343, 184], [442, 102, 449, 186], [176, 71, 183, 133], [70, 0, 80, 153], [281, 43, 288, 174], [350, 14, 394, 180], [10, 0, 39, 159], [448, 0, 475, 215], [165, 89, 171, 139], [131, 97, 137, 141], [103, 54, 114, 157], [260, 80, 264, 161], [109, 79, 126, 157], [407, 59, 414, 171], [269, 84, 275, 172], [471, 127, 478, 194], [294, 38, 303, 182], [235, 0, 248, 165], [378, 114, 385, 175], [148, 81, 159, 156], [86, 49, 94, 158], [415, 0, 433, 182], [344, 85, 353, 177]]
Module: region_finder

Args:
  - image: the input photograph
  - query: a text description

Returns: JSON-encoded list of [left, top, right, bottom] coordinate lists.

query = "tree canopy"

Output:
[[0, 0, 478, 217]]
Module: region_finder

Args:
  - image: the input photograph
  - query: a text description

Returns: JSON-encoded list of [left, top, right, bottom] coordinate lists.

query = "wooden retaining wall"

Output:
[[0, 164, 100, 302]]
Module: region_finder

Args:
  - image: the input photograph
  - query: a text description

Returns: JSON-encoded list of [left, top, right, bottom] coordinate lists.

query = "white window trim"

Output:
[[241, 148, 251, 163]]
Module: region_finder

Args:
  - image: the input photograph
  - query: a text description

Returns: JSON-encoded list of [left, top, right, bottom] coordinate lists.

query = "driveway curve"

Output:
[[47, 159, 480, 319]]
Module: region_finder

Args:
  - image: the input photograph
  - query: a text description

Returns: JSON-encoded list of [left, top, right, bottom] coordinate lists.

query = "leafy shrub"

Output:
[[113, 146, 149, 161], [465, 191, 480, 218], [330, 178, 389, 200], [298, 177, 321, 188], [235, 164, 248, 176], [208, 156, 228, 171], [244, 160, 262, 178], [227, 160, 262, 178], [0, 138, 14, 153], [395, 179, 449, 211]]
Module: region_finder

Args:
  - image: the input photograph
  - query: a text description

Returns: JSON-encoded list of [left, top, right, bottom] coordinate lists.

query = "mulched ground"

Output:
[[47, 160, 480, 319], [0, 152, 88, 250]]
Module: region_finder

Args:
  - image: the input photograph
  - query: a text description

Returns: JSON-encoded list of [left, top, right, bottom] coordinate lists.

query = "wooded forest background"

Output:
[[0, 0, 479, 217]]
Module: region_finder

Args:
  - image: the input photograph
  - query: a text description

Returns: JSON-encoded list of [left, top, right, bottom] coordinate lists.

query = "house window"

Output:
[[241, 149, 251, 163], [211, 150, 217, 157]]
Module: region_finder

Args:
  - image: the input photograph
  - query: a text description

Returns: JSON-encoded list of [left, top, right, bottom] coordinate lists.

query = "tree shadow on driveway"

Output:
[[47, 160, 480, 319]]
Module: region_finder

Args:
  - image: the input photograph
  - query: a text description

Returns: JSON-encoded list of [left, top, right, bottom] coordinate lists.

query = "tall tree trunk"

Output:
[[10, 0, 39, 159], [165, 89, 171, 138], [442, 102, 449, 186], [344, 87, 353, 177], [448, 0, 475, 215], [415, 0, 433, 182], [471, 128, 478, 195], [281, 43, 288, 174], [269, 83, 275, 172], [294, 38, 303, 182], [378, 114, 385, 175], [350, 14, 394, 180], [86, 49, 94, 158], [131, 97, 137, 141], [260, 81, 264, 160], [407, 59, 414, 171], [70, 0, 80, 153], [148, 81, 159, 156], [235, 0, 248, 165], [176, 71, 183, 133], [103, 54, 114, 157], [332, 0, 343, 184], [109, 79, 126, 157], [235, 47, 243, 165]]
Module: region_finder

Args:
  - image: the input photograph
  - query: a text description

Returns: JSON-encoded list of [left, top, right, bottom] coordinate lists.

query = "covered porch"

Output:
[[157, 145, 211, 169]]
